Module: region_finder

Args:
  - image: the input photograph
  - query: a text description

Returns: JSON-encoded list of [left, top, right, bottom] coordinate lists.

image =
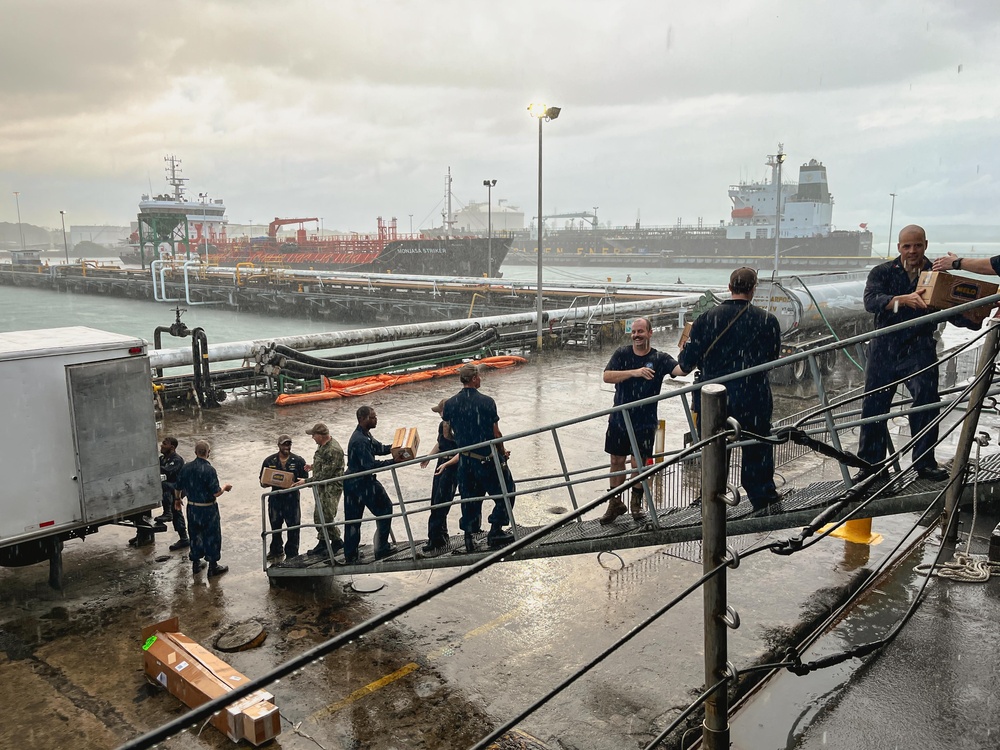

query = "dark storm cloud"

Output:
[[2, 0, 1000, 231]]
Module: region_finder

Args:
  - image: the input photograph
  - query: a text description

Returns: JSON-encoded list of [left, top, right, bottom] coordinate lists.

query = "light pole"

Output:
[[771, 145, 785, 279], [528, 102, 561, 352], [198, 192, 209, 258], [592, 206, 599, 228], [887, 193, 897, 258], [59, 210, 69, 265], [409, 214, 413, 235], [12, 192, 25, 253], [483, 179, 496, 277]]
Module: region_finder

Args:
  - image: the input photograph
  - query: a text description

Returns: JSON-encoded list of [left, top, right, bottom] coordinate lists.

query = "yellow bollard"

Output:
[[822, 517, 883, 545]]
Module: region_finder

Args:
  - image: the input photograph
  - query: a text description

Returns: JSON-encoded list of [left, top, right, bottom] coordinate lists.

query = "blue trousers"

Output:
[[426, 463, 458, 545], [859, 349, 940, 471], [730, 402, 776, 501], [187, 503, 221, 563], [165, 489, 187, 540], [267, 494, 301, 557], [457, 457, 515, 533], [343, 481, 393, 560]]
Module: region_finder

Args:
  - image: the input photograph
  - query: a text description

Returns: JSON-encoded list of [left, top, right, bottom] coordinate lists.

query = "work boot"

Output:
[[169, 538, 190, 552], [599, 496, 628, 525], [207, 562, 229, 578], [630, 491, 648, 521], [128, 531, 155, 548], [192, 560, 206, 575], [154, 512, 173, 523]]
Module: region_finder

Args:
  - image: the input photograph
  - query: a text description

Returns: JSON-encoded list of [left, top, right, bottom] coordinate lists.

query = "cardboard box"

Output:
[[917, 271, 998, 325], [141, 618, 281, 745], [261, 466, 294, 489], [678, 321, 693, 349], [391, 427, 420, 461]]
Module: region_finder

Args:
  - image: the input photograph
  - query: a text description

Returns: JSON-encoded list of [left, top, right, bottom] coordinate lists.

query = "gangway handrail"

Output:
[[260, 293, 1000, 566]]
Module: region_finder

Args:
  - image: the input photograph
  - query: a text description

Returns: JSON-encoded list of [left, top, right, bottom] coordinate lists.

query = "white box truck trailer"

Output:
[[0, 327, 161, 587]]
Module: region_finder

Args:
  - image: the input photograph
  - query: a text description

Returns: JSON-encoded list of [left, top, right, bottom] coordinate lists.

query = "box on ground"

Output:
[[391, 427, 420, 461], [917, 271, 998, 325], [261, 466, 294, 489], [141, 617, 280, 745]]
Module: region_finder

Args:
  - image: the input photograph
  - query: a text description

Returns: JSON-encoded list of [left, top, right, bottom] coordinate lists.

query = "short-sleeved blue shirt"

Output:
[[442, 388, 499, 450], [605, 346, 678, 429]]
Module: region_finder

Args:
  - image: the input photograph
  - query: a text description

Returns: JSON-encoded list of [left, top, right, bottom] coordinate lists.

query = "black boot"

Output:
[[207, 562, 229, 578], [169, 538, 190, 552], [487, 524, 515, 549]]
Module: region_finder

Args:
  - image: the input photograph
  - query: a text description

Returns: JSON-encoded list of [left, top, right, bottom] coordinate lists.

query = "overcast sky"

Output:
[[2, 0, 999, 241]]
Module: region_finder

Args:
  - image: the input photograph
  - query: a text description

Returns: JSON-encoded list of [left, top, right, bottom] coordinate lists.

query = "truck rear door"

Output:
[[66, 356, 160, 523]]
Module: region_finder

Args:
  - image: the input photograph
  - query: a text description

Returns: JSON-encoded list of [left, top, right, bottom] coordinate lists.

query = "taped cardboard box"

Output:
[[391, 427, 420, 461], [917, 271, 998, 326], [141, 618, 280, 745], [678, 321, 693, 349], [261, 466, 294, 489]]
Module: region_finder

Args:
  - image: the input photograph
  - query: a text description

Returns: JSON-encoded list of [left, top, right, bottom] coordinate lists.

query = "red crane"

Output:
[[267, 217, 319, 240]]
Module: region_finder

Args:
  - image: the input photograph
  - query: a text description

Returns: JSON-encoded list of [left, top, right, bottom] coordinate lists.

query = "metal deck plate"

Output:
[[266, 465, 995, 579]]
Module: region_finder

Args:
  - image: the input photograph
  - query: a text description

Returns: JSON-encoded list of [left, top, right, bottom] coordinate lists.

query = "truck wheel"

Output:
[[820, 349, 837, 374], [792, 357, 809, 381]]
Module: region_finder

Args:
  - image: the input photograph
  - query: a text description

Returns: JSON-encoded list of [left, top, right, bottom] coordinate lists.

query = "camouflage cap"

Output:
[[305, 422, 329, 436]]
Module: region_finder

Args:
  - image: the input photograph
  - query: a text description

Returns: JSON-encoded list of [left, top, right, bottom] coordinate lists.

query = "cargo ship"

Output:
[[504, 151, 874, 271], [124, 157, 510, 277]]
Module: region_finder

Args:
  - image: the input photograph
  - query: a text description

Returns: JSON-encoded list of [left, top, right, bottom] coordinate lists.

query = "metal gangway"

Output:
[[122, 293, 1000, 750], [263, 295, 1000, 580]]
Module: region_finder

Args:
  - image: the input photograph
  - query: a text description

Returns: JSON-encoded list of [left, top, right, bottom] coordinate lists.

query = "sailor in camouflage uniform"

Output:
[[304, 422, 345, 556]]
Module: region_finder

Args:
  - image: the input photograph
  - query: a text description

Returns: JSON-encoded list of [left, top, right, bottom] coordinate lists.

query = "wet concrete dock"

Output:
[[731, 502, 1000, 750], [0, 340, 993, 749]]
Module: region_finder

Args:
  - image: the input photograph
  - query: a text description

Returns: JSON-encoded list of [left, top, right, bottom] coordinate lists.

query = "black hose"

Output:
[[277, 329, 498, 377], [270, 323, 482, 368]]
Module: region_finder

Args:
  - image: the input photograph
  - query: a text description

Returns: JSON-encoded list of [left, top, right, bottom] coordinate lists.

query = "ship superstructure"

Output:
[[504, 149, 873, 270], [128, 159, 508, 276]]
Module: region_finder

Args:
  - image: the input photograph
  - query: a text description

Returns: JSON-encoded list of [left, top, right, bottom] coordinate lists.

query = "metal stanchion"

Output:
[[944, 321, 1000, 542], [701, 384, 731, 749]]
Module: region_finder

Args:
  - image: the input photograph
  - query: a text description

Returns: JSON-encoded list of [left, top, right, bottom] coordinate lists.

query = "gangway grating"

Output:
[[266, 462, 998, 579]]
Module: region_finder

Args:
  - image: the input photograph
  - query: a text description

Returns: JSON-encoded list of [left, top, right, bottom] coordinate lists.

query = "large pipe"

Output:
[[161, 263, 727, 296], [148, 295, 707, 369]]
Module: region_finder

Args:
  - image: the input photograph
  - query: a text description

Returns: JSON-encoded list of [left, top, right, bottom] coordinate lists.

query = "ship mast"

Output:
[[164, 155, 188, 201], [444, 167, 454, 238]]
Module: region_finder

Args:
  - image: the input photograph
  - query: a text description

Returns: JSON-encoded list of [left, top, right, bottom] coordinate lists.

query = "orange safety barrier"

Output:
[[274, 356, 527, 406]]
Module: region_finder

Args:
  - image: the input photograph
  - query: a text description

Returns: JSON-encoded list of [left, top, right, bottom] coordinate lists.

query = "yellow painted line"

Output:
[[426, 606, 522, 661], [309, 605, 527, 721], [310, 662, 420, 720]]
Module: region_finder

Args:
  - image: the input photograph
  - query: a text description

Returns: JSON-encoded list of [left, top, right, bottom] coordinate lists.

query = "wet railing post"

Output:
[[549, 428, 582, 519], [944, 320, 1000, 542], [701, 384, 730, 749], [808, 352, 852, 486]]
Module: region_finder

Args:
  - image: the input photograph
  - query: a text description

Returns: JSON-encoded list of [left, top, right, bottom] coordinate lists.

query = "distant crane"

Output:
[[541, 211, 598, 228], [268, 217, 319, 239]]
